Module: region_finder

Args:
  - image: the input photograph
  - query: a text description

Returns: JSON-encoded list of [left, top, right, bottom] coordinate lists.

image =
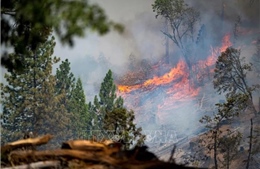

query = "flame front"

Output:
[[116, 34, 232, 124], [118, 60, 187, 93]]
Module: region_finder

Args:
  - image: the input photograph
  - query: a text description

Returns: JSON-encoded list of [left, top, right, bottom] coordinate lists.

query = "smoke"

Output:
[[53, 0, 169, 100], [53, 0, 259, 142]]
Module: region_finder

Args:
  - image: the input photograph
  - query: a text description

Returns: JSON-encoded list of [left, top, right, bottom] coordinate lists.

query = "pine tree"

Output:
[[103, 108, 145, 149], [92, 69, 124, 128], [0, 37, 72, 146], [90, 69, 145, 149], [69, 78, 91, 139], [55, 59, 75, 101]]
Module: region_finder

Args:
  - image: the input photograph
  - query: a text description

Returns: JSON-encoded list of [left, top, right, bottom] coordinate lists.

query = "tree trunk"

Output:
[[258, 97, 260, 114], [164, 19, 169, 64], [227, 149, 230, 169], [214, 130, 218, 169], [246, 119, 253, 169]]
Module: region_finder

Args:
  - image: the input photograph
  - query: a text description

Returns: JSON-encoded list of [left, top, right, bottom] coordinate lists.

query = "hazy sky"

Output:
[[1, 0, 259, 101], [53, 0, 260, 101], [53, 0, 167, 99]]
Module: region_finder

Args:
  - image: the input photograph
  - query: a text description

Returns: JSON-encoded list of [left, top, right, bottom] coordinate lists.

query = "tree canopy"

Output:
[[1, 0, 124, 71], [0, 37, 72, 145], [214, 47, 252, 98], [89, 70, 145, 149], [152, 0, 200, 68]]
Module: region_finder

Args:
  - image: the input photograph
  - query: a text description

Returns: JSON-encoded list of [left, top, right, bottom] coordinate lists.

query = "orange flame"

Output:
[[117, 33, 232, 122], [118, 60, 187, 93]]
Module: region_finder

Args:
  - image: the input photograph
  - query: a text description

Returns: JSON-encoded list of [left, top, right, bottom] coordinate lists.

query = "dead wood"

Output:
[[9, 149, 119, 166], [2, 160, 60, 169], [1, 135, 207, 169], [1, 134, 53, 155], [62, 140, 122, 155]]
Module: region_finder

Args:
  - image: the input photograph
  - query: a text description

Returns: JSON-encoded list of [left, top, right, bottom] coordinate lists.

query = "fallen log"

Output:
[[8, 149, 206, 169], [62, 139, 122, 155], [1, 135, 208, 169], [1, 134, 53, 155], [2, 160, 60, 169], [9, 149, 119, 166]]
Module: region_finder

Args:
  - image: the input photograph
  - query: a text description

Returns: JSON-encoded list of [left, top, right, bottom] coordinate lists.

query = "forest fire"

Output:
[[117, 33, 232, 98], [116, 34, 232, 126], [118, 60, 187, 93]]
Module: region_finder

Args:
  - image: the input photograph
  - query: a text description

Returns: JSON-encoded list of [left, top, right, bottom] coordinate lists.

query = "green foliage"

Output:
[[199, 99, 243, 169], [200, 95, 245, 128], [1, 0, 124, 71], [213, 47, 252, 98], [55, 59, 92, 139], [218, 130, 242, 169], [214, 47, 258, 115], [99, 70, 118, 112], [69, 78, 90, 139], [152, 0, 200, 29], [0, 37, 72, 146], [55, 59, 75, 98], [103, 108, 145, 150], [89, 70, 145, 149], [91, 69, 124, 128], [152, 0, 200, 68]]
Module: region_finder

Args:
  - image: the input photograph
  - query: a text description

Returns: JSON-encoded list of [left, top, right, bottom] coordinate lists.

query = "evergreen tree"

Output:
[[69, 78, 91, 139], [103, 108, 145, 150], [0, 37, 72, 146], [92, 69, 124, 128], [90, 69, 145, 149], [55, 59, 75, 101]]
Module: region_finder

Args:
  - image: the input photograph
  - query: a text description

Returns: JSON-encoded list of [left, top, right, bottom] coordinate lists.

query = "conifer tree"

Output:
[[103, 108, 145, 149], [92, 69, 124, 128], [69, 78, 91, 139], [55, 59, 75, 101], [90, 69, 145, 149], [0, 37, 72, 145]]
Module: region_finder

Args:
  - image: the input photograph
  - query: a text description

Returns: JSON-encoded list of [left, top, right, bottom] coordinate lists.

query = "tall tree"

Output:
[[90, 70, 145, 148], [92, 69, 124, 128], [152, 0, 200, 68], [199, 96, 245, 169], [1, 0, 124, 71], [69, 78, 91, 139], [213, 47, 258, 114], [0, 37, 72, 146], [55, 59, 75, 108]]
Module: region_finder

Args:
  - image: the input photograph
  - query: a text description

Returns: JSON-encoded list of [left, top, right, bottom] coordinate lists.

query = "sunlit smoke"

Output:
[[116, 34, 232, 137]]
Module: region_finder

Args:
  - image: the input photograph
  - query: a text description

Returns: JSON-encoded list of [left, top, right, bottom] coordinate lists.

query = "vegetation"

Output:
[[1, 1, 259, 168], [0, 37, 72, 145], [214, 47, 258, 114], [1, 0, 123, 71], [1, 43, 145, 148], [89, 70, 145, 149], [199, 47, 260, 168], [152, 0, 200, 68], [199, 98, 244, 169], [54, 59, 91, 139]]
